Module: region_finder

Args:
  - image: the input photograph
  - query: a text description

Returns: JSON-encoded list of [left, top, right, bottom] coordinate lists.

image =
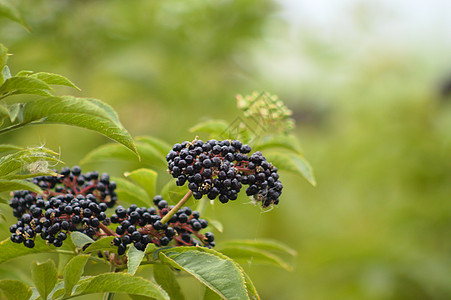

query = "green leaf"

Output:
[[265, 152, 316, 186], [219, 239, 297, 257], [0, 280, 32, 300], [15, 70, 33, 77], [1, 66, 11, 84], [63, 255, 89, 297], [0, 77, 51, 97], [125, 168, 158, 199], [153, 264, 185, 300], [20, 96, 138, 156], [74, 273, 169, 300], [30, 72, 80, 90], [82, 236, 116, 254], [113, 177, 152, 207], [0, 102, 9, 123], [81, 141, 165, 168], [8, 103, 24, 122], [205, 218, 223, 233], [0, 144, 22, 152], [0, 1, 29, 30], [127, 244, 146, 275], [0, 237, 72, 264], [136, 136, 171, 156], [0, 146, 61, 177], [203, 286, 221, 300], [0, 179, 41, 193], [31, 259, 57, 300], [70, 232, 94, 249], [189, 120, 230, 135], [160, 247, 249, 300], [161, 179, 190, 205], [0, 44, 7, 71], [253, 135, 303, 154]]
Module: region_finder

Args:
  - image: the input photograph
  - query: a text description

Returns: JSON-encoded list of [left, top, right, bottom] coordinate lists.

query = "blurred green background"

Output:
[[1, 0, 451, 299]]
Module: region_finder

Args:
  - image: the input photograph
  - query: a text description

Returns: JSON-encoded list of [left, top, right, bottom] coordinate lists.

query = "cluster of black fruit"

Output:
[[9, 166, 115, 248], [111, 195, 215, 255], [166, 139, 283, 207]]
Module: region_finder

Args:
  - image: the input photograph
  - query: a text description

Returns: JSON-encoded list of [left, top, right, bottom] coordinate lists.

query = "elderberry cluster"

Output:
[[111, 195, 215, 255], [166, 139, 283, 207], [9, 166, 114, 248]]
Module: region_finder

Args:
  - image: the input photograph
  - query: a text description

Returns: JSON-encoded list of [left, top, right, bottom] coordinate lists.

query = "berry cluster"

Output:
[[9, 166, 114, 248], [111, 195, 215, 255], [166, 139, 282, 207]]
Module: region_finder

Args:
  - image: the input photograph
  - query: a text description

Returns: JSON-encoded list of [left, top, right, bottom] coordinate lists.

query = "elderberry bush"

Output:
[[111, 195, 214, 255], [9, 166, 115, 248], [166, 139, 283, 207]]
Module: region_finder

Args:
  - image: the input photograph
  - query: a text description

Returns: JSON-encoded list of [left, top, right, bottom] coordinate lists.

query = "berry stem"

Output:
[[160, 190, 193, 225], [98, 222, 118, 237]]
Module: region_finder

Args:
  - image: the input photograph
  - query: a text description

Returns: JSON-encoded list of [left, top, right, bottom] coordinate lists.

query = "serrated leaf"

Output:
[[0, 1, 30, 30], [0, 280, 32, 300], [20, 96, 138, 156], [136, 136, 171, 156], [189, 120, 230, 135], [30, 72, 80, 90], [74, 273, 169, 300], [125, 168, 158, 199], [0, 77, 51, 97], [0, 237, 73, 264], [70, 232, 94, 249], [265, 152, 316, 186], [82, 236, 116, 254], [160, 247, 249, 300], [113, 177, 152, 207], [0, 146, 61, 177], [161, 178, 190, 205], [63, 255, 89, 297], [31, 259, 57, 300], [253, 135, 303, 154], [153, 264, 185, 300], [0, 179, 41, 193], [81, 141, 165, 168], [127, 244, 146, 275]]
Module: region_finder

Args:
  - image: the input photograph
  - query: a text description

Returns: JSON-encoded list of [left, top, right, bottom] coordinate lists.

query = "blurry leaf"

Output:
[[161, 178, 190, 205], [160, 247, 249, 300], [0, 280, 32, 300], [242, 271, 260, 300], [0, 144, 22, 152], [0, 44, 7, 71], [0, 0, 29, 30], [265, 152, 316, 186], [81, 141, 164, 168], [153, 264, 185, 300], [219, 239, 297, 256], [127, 244, 146, 275], [0, 237, 73, 264], [0, 146, 61, 177], [31, 259, 57, 300], [30, 72, 80, 90], [203, 286, 221, 300], [3, 171, 59, 180], [70, 232, 94, 249], [20, 96, 138, 156], [8, 103, 24, 122], [125, 168, 158, 199], [63, 255, 89, 297], [82, 236, 116, 254], [15, 70, 33, 77], [0, 195, 9, 204], [1, 65, 11, 82], [57, 253, 73, 277], [49, 282, 65, 299], [217, 245, 293, 271], [136, 136, 171, 156], [74, 273, 169, 299], [0, 103, 9, 123], [205, 218, 223, 233], [253, 135, 303, 154], [189, 120, 229, 135], [0, 77, 51, 97], [0, 179, 41, 194], [112, 177, 152, 207]]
